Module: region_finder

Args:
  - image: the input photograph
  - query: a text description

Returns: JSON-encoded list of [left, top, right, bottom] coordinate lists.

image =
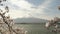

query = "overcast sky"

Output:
[[0, 0, 60, 20]]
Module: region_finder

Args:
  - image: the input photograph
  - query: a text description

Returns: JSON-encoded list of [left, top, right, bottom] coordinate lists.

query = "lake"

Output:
[[14, 23, 60, 34]]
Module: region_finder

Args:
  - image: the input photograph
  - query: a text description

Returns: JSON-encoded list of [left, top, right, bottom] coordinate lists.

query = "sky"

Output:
[[0, 0, 60, 20]]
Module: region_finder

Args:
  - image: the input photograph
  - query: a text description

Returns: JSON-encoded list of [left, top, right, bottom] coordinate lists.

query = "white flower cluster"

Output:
[[0, 0, 27, 34]]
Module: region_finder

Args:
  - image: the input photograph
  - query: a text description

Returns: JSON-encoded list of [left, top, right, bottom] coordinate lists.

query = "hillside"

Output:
[[14, 17, 48, 23]]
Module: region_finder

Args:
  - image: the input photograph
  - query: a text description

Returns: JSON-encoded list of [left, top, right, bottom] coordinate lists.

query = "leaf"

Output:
[[0, 0, 2, 3], [58, 6, 60, 10], [0, 4, 3, 6], [3, 0, 6, 1]]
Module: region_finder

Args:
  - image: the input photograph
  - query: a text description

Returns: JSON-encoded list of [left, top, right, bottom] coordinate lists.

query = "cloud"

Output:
[[26, 0, 53, 19], [7, 0, 54, 20], [10, 0, 34, 10], [26, 0, 45, 6]]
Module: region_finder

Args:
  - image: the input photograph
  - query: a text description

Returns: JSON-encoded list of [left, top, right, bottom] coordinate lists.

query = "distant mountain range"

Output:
[[14, 17, 48, 23]]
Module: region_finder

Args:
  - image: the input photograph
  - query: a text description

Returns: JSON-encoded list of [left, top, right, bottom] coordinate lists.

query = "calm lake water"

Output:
[[14, 23, 59, 34]]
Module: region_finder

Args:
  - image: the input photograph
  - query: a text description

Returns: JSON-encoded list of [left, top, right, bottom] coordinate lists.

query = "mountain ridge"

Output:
[[14, 17, 48, 23]]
